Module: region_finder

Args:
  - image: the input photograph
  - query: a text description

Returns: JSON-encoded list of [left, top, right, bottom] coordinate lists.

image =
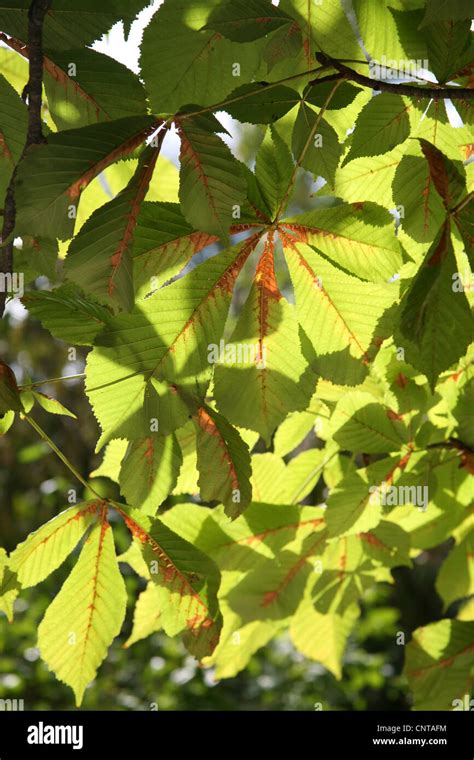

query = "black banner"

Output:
[[0, 710, 472, 757]]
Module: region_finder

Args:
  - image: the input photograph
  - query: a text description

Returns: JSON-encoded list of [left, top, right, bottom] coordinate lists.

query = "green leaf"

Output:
[[279, 0, 360, 62], [290, 595, 359, 679], [386, 6, 428, 57], [273, 395, 324, 457], [292, 103, 342, 187], [214, 235, 309, 442], [0, 362, 23, 414], [421, 0, 474, 26], [342, 94, 410, 166], [194, 405, 252, 519], [86, 236, 260, 449], [8, 501, 100, 587], [330, 391, 410, 453], [0, 548, 19, 621], [284, 448, 327, 503], [23, 284, 113, 346], [223, 83, 300, 124], [421, 20, 473, 82], [304, 81, 362, 111], [335, 144, 405, 206], [119, 435, 183, 515], [117, 539, 151, 579], [455, 96, 474, 128], [38, 511, 127, 705], [64, 144, 162, 312], [436, 527, 474, 608], [14, 115, 156, 240], [226, 514, 328, 622], [398, 222, 473, 389], [312, 523, 410, 614], [14, 236, 58, 283], [43, 47, 148, 130], [418, 139, 466, 210], [393, 154, 447, 244], [282, 202, 402, 282], [140, 0, 265, 114], [125, 582, 162, 647], [89, 439, 127, 482], [453, 379, 474, 448], [282, 241, 398, 385], [123, 510, 222, 658], [204, 0, 293, 41], [250, 453, 288, 504], [31, 392, 76, 418], [263, 22, 303, 72], [204, 615, 284, 678], [0, 73, 28, 200], [386, 452, 470, 550], [353, 0, 427, 61], [255, 125, 294, 219], [0, 410, 15, 436], [173, 423, 199, 496], [325, 453, 413, 536], [250, 448, 326, 505], [405, 619, 474, 710], [177, 119, 247, 241], [412, 100, 472, 160]]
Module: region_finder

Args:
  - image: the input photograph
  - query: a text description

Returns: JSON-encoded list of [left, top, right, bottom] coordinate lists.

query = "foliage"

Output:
[[0, 0, 473, 711]]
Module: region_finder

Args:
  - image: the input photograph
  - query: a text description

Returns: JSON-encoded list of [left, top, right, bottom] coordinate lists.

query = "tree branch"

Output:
[[0, 0, 51, 318], [425, 437, 473, 454], [316, 53, 474, 101]]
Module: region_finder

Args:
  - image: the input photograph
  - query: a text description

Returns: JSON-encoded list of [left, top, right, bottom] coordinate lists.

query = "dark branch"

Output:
[[306, 72, 343, 87], [426, 437, 474, 454], [315, 53, 474, 101], [0, 0, 51, 318]]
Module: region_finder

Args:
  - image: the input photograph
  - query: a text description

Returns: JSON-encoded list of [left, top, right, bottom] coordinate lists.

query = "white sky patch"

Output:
[[4, 298, 27, 324], [93, 0, 163, 73]]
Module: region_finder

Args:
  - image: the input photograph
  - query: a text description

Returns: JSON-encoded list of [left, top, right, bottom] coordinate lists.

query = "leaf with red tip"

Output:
[[121, 509, 222, 659], [38, 508, 127, 706], [194, 405, 252, 519], [119, 434, 183, 515], [178, 120, 247, 242], [65, 142, 163, 312], [8, 501, 100, 588], [15, 115, 157, 240]]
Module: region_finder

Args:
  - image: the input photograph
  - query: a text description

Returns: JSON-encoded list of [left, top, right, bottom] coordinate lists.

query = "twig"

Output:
[[316, 53, 474, 101], [0, 0, 51, 318], [19, 373, 86, 389], [24, 413, 95, 494]]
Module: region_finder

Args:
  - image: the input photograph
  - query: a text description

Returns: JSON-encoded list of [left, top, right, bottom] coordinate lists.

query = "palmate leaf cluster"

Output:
[[0, 0, 473, 709]]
